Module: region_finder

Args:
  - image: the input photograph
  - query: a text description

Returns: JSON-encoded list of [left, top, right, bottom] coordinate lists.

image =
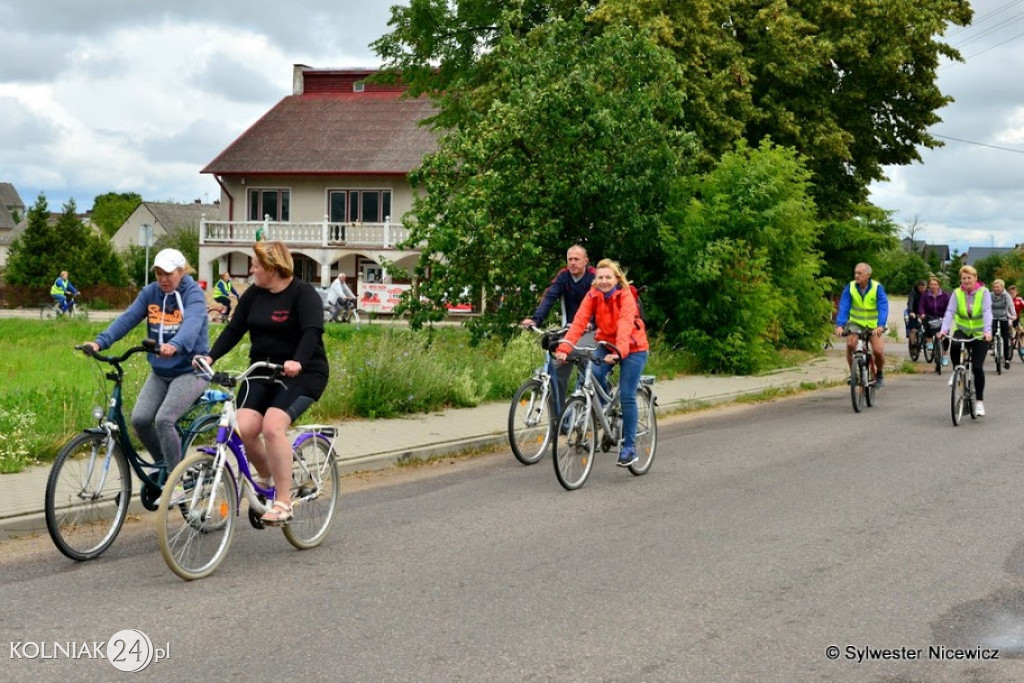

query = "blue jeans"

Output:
[[592, 350, 648, 449], [52, 294, 68, 311]]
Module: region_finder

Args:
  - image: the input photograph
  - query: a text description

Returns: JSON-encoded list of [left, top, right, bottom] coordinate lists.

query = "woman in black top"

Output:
[[199, 241, 329, 525]]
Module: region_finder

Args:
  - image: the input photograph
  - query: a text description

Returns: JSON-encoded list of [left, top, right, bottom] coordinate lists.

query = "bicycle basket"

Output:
[[927, 318, 942, 330]]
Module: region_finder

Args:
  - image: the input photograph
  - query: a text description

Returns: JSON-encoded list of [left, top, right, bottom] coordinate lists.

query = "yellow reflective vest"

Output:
[[953, 287, 986, 338], [848, 280, 879, 329]]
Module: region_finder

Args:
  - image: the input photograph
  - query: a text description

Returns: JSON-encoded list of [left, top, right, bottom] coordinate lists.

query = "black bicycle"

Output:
[[44, 340, 225, 561]]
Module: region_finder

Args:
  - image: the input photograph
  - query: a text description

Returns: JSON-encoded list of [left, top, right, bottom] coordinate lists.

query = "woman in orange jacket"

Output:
[[555, 258, 649, 466]]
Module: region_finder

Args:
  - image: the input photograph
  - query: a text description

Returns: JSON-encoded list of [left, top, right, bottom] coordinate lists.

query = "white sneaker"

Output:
[[975, 401, 985, 417]]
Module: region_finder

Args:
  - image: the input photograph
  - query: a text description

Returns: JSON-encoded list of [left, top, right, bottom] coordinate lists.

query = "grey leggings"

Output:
[[131, 372, 209, 470]]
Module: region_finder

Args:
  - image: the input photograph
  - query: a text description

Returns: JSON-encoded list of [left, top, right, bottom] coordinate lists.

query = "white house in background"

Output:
[[197, 64, 438, 290], [110, 200, 221, 251]]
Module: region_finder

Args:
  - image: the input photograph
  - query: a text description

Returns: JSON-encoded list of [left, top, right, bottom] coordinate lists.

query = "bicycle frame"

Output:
[[563, 344, 623, 450], [189, 360, 337, 519]]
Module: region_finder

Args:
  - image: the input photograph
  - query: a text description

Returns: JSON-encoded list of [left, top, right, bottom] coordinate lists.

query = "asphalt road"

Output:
[[4, 362, 1024, 681]]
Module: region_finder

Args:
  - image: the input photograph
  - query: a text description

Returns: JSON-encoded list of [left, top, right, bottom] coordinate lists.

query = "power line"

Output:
[[932, 133, 1024, 153]]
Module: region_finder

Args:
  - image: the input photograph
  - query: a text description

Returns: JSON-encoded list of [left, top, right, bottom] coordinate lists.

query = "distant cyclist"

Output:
[[918, 275, 950, 370], [834, 262, 889, 388], [938, 265, 992, 417], [990, 279, 1016, 370], [1009, 284, 1024, 338], [50, 270, 78, 313], [905, 279, 926, 349], [521, 244, 596, 409], [213, 271, 241, 319], [326, 272, 357, 321]]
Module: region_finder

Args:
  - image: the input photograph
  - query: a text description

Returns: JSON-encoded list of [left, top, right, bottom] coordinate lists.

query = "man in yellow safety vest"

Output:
[[834, 262, 889, 387]]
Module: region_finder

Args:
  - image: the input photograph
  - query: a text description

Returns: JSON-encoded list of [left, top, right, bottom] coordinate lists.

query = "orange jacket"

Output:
[[559, 285, 649, 358]]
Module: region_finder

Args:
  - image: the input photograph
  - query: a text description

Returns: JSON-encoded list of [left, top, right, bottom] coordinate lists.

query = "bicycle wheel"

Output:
[[629, 387, 657, 476], [40, 303, 56, 320], [283, 434, 339, 549], [508, 378, 555, 465], [907, 333, 920, 361], [923, 337, 935, 363], [994, 337, 1003, 375], [157, 451, 237, 581], [850, 360, 864, 413], [951, 367, 966, 426], [1017, 332, 1024, 362], [553, 397, 596, 490], [44, 432, 131, 561], [71, 304, 89, 321]]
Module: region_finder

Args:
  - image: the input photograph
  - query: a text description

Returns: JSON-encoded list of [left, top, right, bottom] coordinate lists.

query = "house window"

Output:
[[248, 189, 290, 221], [328, 189, 392, 223]]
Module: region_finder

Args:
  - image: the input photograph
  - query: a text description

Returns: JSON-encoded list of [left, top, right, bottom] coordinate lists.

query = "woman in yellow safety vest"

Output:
[[938, 265, 992, 416]]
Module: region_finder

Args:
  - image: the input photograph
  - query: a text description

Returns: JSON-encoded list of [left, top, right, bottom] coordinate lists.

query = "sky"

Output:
[[0, 1, 1022, 256]]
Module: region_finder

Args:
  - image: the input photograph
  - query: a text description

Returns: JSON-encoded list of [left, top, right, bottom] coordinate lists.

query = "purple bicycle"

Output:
[[156, 359, 339, 581]]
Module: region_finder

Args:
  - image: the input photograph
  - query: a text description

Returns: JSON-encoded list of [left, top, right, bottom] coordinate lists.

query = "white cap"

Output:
[[153, 249, 186, 272]]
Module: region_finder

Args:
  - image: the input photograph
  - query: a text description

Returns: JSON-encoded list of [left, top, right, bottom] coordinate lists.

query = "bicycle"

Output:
[[905, 313, 925, 362], [843, 327, 878, 413], [1013, 323, 1024, 362], [552, 340, 657, 490], [325, 298, 361, 324], [44, 340, 225, 561], [947, 336, 980, 426], [991, 323, 1005, 375], [156, 358, 340, 580], [41, 294, 88, 320], [921, 317, 945, 374], [207, 305, 230, 323], [507, 327, 569, 465]]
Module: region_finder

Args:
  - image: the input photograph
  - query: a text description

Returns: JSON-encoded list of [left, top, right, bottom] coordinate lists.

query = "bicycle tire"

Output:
[[994, 335, 1003, 375], [907, 334, 920, 361], [923, 337, 935, 363], [629, 387, 657, 476], [508, 378, 555, 465], [850, 360, 863, 413], [44, 432, 131, 561], [157, 451, 237, 581], [40, 304, 56, 320], [282, 433, 339, 549], [951, 367, 966, 426], [553, 397, 596, 490], [1017, 332, 1024, 362]]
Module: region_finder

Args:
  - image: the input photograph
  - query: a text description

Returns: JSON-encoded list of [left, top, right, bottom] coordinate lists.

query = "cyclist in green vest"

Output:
[[50, 270, 79, 313], [213, 271, 241, 319], [834, 262, 889, 387], [938, 265, 992, 416]]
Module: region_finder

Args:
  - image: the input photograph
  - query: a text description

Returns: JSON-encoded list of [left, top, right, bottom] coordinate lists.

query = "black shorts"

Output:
[[237, 373, 328, 423]]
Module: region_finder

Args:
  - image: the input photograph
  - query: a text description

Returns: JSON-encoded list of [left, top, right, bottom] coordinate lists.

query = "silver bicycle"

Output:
[[552, 340, 657, 490]]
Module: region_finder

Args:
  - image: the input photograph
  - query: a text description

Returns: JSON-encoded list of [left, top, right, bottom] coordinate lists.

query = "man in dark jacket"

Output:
[[521, 245, 596, 408]]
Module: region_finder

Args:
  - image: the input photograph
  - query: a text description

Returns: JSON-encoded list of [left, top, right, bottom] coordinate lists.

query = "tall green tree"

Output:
[[398, 12, 694, 337], [90, 192, 142, 238], [662, 139, 832, 372], [375, 0, 972, 254], [6, 194, 59, 286]]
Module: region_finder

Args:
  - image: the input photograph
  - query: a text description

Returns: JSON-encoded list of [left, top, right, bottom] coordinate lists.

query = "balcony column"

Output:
[[384, 215, 391, 248], [200, 214, 207, 245], [322, 215, 329, 247]]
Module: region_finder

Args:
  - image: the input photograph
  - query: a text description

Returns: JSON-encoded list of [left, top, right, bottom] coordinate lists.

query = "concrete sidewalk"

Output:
[[1, 346, 864, 539]]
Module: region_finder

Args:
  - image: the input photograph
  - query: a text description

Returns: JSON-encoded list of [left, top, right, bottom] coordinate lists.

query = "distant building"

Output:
[[900, 237, 951, 265], [198, 64, 439, 288], [109, 200, 221, 251], [0, 182, 26, 267], [963, 246, 1014, 266]]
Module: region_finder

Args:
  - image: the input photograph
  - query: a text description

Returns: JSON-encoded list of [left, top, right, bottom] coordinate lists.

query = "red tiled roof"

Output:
[[202, 91, 439, 176]]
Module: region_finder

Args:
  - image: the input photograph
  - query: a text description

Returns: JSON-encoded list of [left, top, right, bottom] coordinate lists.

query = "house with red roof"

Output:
[[199, 65, 438, 292]]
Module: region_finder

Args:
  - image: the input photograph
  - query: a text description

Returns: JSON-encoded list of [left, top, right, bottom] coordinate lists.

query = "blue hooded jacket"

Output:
[[94, 275, 210, 377]]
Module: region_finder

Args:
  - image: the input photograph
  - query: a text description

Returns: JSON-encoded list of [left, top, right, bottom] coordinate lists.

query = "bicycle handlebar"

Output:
[[556, 338, 621, 363], [192, 357, 285, 388], [75, 338, 158, 364]]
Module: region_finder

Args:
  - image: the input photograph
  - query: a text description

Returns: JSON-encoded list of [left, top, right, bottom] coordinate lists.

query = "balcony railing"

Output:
[[200, 215, 411, 249]]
